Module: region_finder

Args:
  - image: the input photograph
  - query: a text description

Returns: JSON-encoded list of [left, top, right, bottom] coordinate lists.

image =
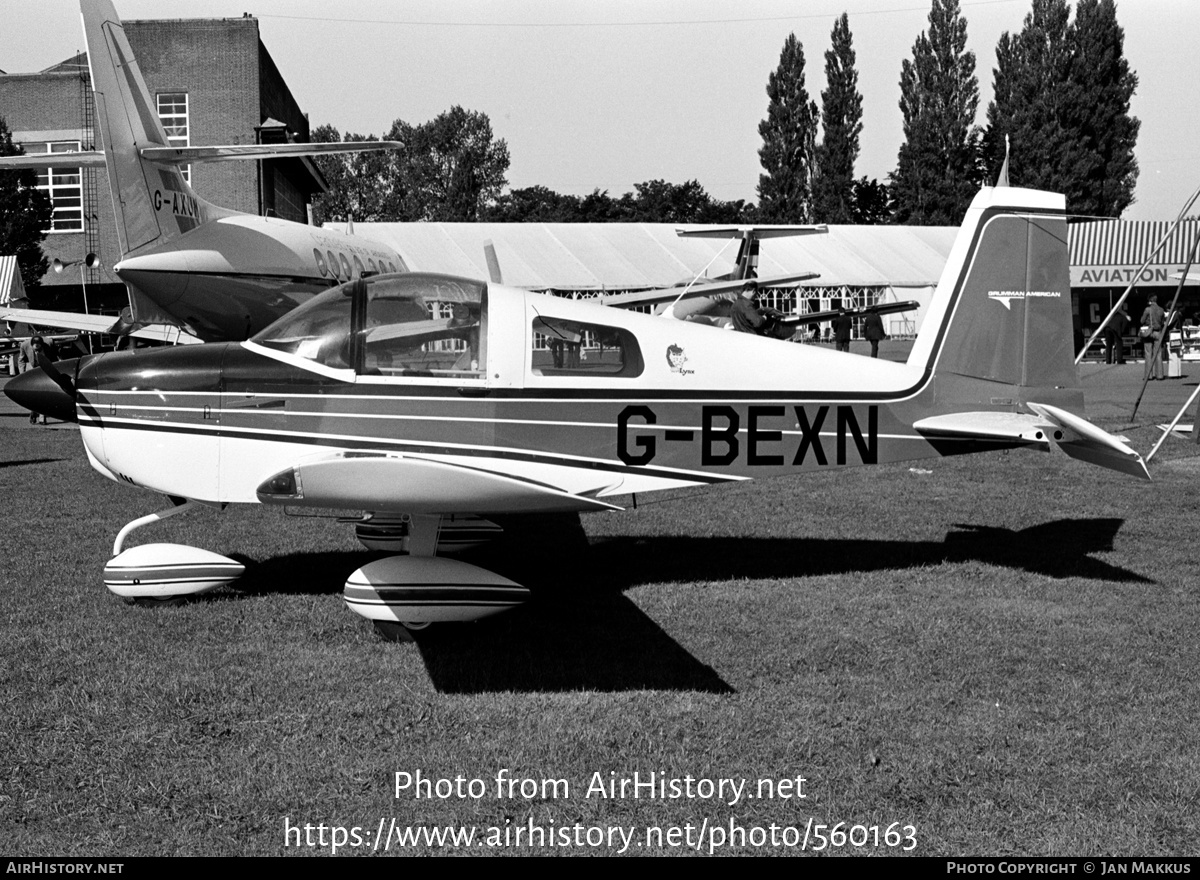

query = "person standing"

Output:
[[1141, 295, 1166, 380], [863, 311, 886, 358], [832, 308, 853, 353], [1105, 305, 1129, 364], [18, 336, 48, 423]]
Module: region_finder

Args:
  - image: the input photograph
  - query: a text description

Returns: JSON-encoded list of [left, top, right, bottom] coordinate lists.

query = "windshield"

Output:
[[251, 283, 355, 368], [251, 273, 488, 377]]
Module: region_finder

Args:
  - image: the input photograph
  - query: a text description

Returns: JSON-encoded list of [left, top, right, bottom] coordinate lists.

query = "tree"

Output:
[[985, 0, 1075, 190], [811, 14, 863, 224], [757, 34, 819, 223], [627, 179, 754, 224], [851, 177, 893, 224], [1066, 0, 1139, 217], [891, 0, 983, 224], [984, 0, 1138, 218], [309, 124, 408, 225], [388, 106, 510, 221], [485, 180, 756, 224], [311, 108, 509, 223], [486, 185, 584, 222], [0, 117, 52, 290]]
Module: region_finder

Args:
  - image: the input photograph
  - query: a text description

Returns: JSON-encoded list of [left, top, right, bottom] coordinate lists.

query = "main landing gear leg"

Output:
[[370, 515, 441, 640], [104, 499, 245, 604], [344, 514, 529, 642]]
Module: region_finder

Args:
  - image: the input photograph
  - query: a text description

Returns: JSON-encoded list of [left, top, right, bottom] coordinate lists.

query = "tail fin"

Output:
[[82, 0, 224, 256], [912, 186, 1149, 479], [912, 186, 1078, 406]]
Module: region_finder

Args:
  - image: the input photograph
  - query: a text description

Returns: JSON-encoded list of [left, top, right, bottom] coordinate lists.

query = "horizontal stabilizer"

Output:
[[0, 152, 108, 170], [676, 224, 827, 240], [139, 140, 404, 164], [1026, 402, 1150, 481], [0, 142, 402, 171], [913, 411, 1057, 448], [915, 405, 1149, 481]]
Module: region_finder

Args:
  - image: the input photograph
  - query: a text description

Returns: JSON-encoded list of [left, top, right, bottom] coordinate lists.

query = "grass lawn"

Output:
[[1, 368, 1198, 856]]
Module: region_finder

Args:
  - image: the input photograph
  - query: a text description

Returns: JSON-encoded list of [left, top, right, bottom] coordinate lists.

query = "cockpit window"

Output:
[[251, 273, 487, 378], [251, 284, 354, 368], [363, 275, 486, 377], [531, 316, 643, 378]]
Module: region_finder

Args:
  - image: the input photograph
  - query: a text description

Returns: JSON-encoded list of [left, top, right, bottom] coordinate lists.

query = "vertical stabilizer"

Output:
[[913, 187, 1078, 406], [82, 0, 219, 256]]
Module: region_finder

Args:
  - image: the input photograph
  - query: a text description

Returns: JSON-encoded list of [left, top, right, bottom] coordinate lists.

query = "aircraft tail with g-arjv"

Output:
[[0, 0, 407, 343], [6, 183, 1149, 640]]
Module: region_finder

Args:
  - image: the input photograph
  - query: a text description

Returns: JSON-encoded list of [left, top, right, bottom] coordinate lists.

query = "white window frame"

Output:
[[27, 141, 83, 234], [157, 92, 190, 183]]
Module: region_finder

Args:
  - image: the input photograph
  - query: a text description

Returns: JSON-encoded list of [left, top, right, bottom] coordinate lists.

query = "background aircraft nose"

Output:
[[5, 364, 78, 423]]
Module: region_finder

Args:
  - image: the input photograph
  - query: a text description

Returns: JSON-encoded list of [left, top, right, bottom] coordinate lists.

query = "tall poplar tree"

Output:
[[984, 0, 1138, 217], [1066, 0, 1139, 217], [985, 0, 1079, 195], [811, 14, 863, 224], [757, 34, 819, 223], [891, 0, 982, 224]]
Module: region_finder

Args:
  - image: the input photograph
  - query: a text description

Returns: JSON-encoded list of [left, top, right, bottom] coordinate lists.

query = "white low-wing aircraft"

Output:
[[7, 184, 1150, 640], [0, 0, 407, 343]]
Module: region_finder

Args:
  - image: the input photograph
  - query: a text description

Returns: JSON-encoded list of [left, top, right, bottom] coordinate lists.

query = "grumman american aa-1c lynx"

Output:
[[8, 185, 1150, 640]]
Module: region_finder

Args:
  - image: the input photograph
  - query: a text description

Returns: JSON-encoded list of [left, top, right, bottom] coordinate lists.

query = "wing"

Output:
[[1, 306, 202, 345], [781, 300, 921, 326], [599, 272, 820, 309]]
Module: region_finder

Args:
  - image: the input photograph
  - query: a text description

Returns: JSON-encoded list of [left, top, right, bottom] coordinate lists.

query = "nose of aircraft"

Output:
[[5, 362, 78, 423]]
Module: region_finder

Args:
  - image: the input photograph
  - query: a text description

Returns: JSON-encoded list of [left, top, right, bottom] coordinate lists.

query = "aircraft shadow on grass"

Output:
[[587, 517, 1146, 588], [218, 514, 1143, 694], [0, 457, 65, 469]]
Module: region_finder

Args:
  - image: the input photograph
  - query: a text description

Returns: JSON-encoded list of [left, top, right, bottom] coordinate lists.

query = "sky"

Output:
[[0, 0, 1195, 222]]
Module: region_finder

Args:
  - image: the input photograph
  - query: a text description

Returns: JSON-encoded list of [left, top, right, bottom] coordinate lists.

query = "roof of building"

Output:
[[340, 222, 961, 291], [1071, 218, 1200, 266]]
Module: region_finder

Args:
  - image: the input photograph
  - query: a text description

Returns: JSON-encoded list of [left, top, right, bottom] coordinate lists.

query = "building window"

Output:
[[26, 141, 83, 233], [157, 92, 190, 183]]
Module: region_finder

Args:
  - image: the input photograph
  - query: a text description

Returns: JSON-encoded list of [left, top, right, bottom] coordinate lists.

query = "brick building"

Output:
[[0, 15, 327, 314]]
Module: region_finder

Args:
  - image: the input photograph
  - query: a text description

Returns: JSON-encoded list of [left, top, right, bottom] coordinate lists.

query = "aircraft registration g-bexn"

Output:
[[7, 184, 1150, 640], [0, 0, 407, 343]]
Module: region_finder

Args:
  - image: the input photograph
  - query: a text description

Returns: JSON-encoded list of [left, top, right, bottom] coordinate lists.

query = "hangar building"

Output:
[[344, 216, 1200, 353], [0, 14, 326, 315]]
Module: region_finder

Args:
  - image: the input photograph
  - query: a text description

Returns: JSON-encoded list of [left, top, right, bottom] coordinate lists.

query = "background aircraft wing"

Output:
[[2, 306, 121, 334], [2, 306, 202, 345], [781, 300, 922, 326], [599, 272, 820, 309]]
